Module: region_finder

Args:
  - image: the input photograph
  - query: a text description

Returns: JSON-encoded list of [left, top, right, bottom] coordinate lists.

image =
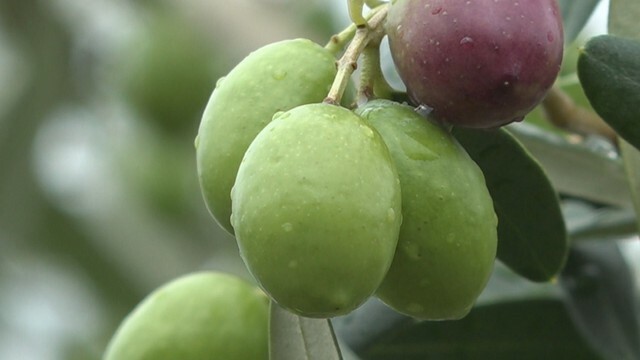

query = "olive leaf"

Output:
[[453, 128, 568, 282], [577, 35, 640, 150], [270, 302, 343, 360], [336, 298, 600, 360], [560, 242, 640, 360], [608, 0, 640, 232]]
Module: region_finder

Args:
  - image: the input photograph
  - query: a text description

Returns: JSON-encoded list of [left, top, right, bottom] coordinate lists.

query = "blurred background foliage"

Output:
[[0, 0, 637, 359], [0, 0, 343, 358]]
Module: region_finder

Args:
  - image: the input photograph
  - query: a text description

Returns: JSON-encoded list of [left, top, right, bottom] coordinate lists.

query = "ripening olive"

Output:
[[386, 0, 563, 128]]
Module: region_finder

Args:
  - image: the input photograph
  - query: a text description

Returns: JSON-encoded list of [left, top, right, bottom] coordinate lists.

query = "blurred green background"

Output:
[[0, 0, 343, 358], [0, 0, 638, 359]]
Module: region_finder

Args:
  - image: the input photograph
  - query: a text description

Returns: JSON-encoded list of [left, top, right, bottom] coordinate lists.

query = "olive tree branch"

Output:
[[541, 86, 617, 143], [325, 23, 358, 56], [358, 33, 395, 103], [324, 4, 389, 105]]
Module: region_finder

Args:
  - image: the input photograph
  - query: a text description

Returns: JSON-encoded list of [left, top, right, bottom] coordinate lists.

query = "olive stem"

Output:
[[541, 86, 617, 143], [348, 0, 367, 27], [365, 0, 388, 8], [325, 2, 390, 56], [324, 5, 389, 105], [325, 23, 358, 55], [358, 36, 395, 104]]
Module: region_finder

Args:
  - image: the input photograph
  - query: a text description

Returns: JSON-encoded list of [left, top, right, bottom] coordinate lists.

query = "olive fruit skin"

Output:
[[103, 272, 269, 360], [196, 39, 337, 234], [386, 0, 563, 128], [357, 100, 497, 320], [231, 103, 402, 318]]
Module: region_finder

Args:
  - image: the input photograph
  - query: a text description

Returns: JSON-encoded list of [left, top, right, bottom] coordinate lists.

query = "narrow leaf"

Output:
[[609, 0, 640, 233], [270, 302, 343, 360], [333, 298, 414, 354], [558, 0, 602, 44], [563, 199, 637, 242], [577, 34, 640, 150], [508, 122, 629, 208], [453, 128, 568, 282], [560, 242, 640, 360], [620, 142, 640, 228], [340, 299, 601, 360]]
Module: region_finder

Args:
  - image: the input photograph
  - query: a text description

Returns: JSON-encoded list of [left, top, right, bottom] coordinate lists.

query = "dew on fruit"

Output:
[[215, 76, 226, 88], [387, 208, 396, 223], [547, 32, 554, 42], [194, 134, 200, 149], [282, 222, 293, 232], [272, 69, 287, 80], [459, 36, 474, 46], [415, 104, 433, 117], [403, 241, 422, 260], [361, 125, 374, 138], [274, 111, 289, 120], [446, 233, 455, 243], [432, 6, 443, 15]]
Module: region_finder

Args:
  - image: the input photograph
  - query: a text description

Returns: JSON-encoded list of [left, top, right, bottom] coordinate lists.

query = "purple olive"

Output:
[[386, 0, 563, 128]]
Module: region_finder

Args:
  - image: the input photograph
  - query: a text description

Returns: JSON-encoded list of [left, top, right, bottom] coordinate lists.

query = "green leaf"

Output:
[[269, 302, 343, 360], [577, 35, 640, 150], [559, 0, 602, 44], [563, 199, 637, 242], [560, 242, 640, 360], [507, 123, 629, 208], [348, 300, 601, 360], [620, 143, 640, 227], [609, 0, 640, 241], [334, 263, 561, 354], [453, 128, 568, 282]]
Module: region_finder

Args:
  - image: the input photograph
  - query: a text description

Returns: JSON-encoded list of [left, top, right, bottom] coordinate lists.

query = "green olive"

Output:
[[231, 103, 402, 318], [357, 99, 497, 320], [196, 39, 337, 234], [103, 272, 269, 359]]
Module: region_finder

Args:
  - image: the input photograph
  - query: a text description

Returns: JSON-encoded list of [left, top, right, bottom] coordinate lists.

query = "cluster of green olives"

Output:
[[104, 0, 568, 357], [196, 37, 498, 320]]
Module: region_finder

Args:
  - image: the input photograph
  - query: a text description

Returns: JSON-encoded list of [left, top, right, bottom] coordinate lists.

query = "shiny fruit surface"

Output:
[[196, 39, 337, 234], [231, 103, 402, 318], [358, 99, 497, 320], [386, 0, 563, 128], [104, 272, 269, 360]]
